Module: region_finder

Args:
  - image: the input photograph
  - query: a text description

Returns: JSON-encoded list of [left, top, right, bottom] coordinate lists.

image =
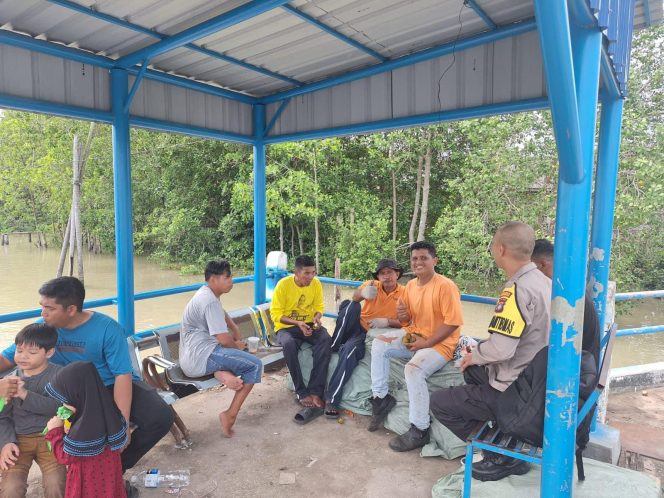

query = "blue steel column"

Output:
[[253, 104, 267, 305], [111, 69, 135, 336], [589, 94, 625, 331], [534, 2, 602, 495]]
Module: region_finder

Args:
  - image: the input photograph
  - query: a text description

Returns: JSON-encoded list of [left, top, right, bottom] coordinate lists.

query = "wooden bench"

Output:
[[463, 323, 618, 497], [136, 306, 283, 447]]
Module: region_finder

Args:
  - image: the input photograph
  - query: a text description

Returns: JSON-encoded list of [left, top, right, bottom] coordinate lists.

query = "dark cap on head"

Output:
[[373, 259, 403, 279]]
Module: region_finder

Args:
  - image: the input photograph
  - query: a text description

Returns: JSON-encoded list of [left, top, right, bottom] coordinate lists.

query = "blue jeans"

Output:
[[370, 330, 448, 430], [205, 345, 263, 384]]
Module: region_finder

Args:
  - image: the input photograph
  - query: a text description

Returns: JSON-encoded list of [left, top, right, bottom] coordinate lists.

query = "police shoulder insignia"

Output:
[[488, 284, 526, 338]]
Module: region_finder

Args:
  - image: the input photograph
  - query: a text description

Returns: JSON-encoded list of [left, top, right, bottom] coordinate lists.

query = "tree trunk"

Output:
[[313, 147, 320, 271], [279, 217, 284, 252], [417, 143, 432, 241], [334, 257, 341, 311], [392, 169, 397, 248], [295, 224, 304, 256], [408, 155, 423, 244], [73, 136, 84, 284], [290, 223, 295, 259], [57, 207, 72, 278]]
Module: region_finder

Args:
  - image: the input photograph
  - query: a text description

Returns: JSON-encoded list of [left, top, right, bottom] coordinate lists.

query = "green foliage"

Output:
[[0, 26, 661, 291]]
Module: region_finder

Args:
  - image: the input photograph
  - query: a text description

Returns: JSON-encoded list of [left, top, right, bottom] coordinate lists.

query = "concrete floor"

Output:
[[24, 366, 460, 498]]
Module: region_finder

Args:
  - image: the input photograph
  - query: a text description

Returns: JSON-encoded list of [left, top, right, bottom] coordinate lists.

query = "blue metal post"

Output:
[[111, 69, 136, 336], [253, 104, 267, 305], [536, 2, 602, 495], [589, 94, 624, 331]]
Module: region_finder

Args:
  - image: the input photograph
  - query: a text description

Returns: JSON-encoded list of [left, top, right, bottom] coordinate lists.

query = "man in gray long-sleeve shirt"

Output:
[[0, 324, 66, 498], [430, 222, 551, 482]]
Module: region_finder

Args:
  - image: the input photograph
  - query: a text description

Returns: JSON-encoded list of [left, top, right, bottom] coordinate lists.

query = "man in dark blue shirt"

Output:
[[0, 277, 173, 475]]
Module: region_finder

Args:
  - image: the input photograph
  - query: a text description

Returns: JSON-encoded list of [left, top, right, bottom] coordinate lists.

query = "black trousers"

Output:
[[326, 300, 367, 405], [429, 365, 501, 442], [277, 325, 332, 399], [107, 380, 174, 472]]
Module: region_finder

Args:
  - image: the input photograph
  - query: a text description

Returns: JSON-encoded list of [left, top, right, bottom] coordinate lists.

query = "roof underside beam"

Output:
[[116, 0, 291, 69], [264, 97, 548, 143], [260, 17, 537, 104], [0, 29, 258, 104], [464, 0, 498, 29], [46, 0, 302, 87], [281, 4, 387, 62]]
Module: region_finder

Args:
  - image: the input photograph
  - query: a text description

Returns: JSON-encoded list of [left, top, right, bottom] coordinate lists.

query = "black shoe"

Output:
[[388, 424, 430, 452], [368, 394, 396, 432], [125, 479, 140, 498], [471, 453, 530, 482]]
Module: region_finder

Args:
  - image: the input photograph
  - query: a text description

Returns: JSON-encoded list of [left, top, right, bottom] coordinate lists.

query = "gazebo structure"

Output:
[[0, 1, 661, 495]]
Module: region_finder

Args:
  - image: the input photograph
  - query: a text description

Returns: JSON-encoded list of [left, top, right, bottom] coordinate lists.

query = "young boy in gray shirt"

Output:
[[0, 324, 65, 498]]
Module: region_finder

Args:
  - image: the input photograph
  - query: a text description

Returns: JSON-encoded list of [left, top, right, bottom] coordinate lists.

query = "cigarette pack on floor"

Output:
[[144, 468, 160, 488]]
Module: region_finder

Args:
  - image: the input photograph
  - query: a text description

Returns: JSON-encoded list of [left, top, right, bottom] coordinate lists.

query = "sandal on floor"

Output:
[[324, 403, 340, 419], [294, 407, 323, 425]]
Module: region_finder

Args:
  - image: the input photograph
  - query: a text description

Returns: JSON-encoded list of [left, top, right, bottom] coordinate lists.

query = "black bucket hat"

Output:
[[372, 259, 403, 279]]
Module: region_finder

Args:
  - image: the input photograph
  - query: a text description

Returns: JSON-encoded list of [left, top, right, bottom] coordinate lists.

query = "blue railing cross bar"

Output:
[[282, 4, 387, 62], [615, 290, 664, 301], [45, 0, 303, 87], [115, 0, 292, 69]]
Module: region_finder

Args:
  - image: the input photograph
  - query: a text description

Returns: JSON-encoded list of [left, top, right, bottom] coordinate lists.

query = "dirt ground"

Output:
[[24, 365, 460, 498]]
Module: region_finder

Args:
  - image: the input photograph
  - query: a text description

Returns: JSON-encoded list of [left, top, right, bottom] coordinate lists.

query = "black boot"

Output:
[[367, 394, 396, 432], [471, 450, 530, 481], [388, 424, 430, 452]]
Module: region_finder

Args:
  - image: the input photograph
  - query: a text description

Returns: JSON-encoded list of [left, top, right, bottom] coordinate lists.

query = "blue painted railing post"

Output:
[[253, 104, 267, 305], [111, 68, 135, 336], [534, 2, 602, 495], [589, 93, 625, 332]]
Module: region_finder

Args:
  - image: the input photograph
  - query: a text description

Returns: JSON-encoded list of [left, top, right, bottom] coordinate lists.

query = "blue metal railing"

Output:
[[0, 275, 255, 324], [1, 275, 661, 340]]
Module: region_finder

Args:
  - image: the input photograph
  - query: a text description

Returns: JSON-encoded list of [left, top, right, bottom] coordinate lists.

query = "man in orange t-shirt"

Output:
[[369, 241, 464, 452], [324, 259, 405, 417]]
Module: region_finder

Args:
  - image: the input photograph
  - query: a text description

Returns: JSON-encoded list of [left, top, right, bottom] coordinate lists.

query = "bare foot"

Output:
[[311, 395, 325, 408], [215, 371, 243, 391], [219, 411, 237, 438], [299, 395, 315, 408]]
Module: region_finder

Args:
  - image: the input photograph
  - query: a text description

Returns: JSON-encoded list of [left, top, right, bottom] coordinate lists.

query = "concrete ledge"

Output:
[[586, 423, 621, 465], [609, 362, 664, 393]]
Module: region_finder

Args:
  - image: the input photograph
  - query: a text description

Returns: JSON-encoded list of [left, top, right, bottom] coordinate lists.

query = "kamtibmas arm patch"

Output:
[[488, 284, 526, 338]]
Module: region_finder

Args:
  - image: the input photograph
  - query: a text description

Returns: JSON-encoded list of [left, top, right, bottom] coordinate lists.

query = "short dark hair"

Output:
[[204, 260, 232, 281], [294, 255, 315, 269], [15, 323, 58, 351], [532, 239, 554, 260], [410, 240, 437, 258], [39, 277, 85, 312]]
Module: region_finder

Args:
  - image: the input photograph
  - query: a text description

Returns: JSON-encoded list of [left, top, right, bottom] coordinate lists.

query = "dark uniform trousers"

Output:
[[325, 300, 367, 405], [430, 365, 502, 442]]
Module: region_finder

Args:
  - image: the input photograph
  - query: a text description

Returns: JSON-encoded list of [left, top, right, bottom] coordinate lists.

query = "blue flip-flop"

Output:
[[294, 407, 323, 425]]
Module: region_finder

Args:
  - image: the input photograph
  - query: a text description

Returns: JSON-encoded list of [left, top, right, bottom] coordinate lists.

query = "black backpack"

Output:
[[496, 346, 598, 480]]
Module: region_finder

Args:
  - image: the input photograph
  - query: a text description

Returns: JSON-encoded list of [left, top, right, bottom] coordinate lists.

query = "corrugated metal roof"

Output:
[[0, 0, 661, 138], [2, 0, 657, 98]]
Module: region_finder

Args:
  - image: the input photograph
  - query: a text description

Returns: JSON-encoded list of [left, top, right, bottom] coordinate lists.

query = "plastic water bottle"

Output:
[[130, 469, 190, 488]]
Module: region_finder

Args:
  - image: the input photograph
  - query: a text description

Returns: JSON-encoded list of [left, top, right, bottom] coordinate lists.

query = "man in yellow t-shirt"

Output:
[[369, 241, 464, 452], [270, 255, 331, 420], [324, 259, 405, 418]]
